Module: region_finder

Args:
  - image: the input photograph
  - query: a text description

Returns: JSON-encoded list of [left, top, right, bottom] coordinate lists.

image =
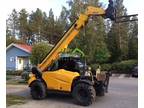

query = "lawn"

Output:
[[6, 75, 27, 85], [6, 95, 27, 106]]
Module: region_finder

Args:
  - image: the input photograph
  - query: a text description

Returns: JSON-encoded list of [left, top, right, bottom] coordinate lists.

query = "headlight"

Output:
[[29, 73, 34, 77], [85, 71, 91, 76]]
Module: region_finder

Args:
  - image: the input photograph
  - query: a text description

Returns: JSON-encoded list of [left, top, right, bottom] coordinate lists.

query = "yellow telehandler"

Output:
[[28, 0, 115, 106]]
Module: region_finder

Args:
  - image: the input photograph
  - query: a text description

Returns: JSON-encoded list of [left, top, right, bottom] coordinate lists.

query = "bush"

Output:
[[21, 71, 30, 81], [90, 59, 137, 74], [90, 64, 100, 71], [6, 75, 12, 80], [111, 60, 138, 74], [6, 70, 23, 76], [18, 79, 27, 84], [30, 42, 53, 65], [90, 63, 112, 71], [101, 64, 112, 71]]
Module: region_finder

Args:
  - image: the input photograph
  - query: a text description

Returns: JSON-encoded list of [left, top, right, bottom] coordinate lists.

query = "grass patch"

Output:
[[6, 75, 27, 85], [6, 80, 20, 85], [6, 75, 13, 81], [6, 80, 27, 85], [18, 80, 27, 84], [6, 95, 27, 106]]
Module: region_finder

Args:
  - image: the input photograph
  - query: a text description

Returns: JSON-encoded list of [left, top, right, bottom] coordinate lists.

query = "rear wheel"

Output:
[[96, 82, 105, 96], [30, 81, 46, 100], [72, 83, 96, 106]]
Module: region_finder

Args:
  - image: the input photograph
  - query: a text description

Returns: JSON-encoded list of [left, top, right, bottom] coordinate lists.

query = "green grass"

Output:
[[6, 75, 13, 81], [6, 95, 27, 106], [6, 75, 27, 85], [6, 80, 27, 85]]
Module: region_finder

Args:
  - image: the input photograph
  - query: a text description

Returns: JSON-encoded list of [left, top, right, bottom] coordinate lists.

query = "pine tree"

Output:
[[6, 9, 19, 38], [29, 8, 44, 42], [58, 6, 69, 31], [107, 0, 129, 62], [128, 17, 138, 59], [47, 8, 55, 44], [19, 9, 29, 43]]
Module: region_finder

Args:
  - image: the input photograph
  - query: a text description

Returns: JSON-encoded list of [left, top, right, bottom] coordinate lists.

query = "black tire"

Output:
[[72, 83, 96, 106], [96, 87, 105, 96], [96, 82, 105, 96], [30, 81, 46, 100]]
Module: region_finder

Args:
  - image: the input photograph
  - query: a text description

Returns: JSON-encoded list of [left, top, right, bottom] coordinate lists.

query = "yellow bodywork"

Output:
[[28, 69, 80, 92], [28, 74, 36, 85]]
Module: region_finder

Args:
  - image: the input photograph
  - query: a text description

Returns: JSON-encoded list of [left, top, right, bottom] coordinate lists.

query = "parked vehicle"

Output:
[[132, 66, 138, 78]]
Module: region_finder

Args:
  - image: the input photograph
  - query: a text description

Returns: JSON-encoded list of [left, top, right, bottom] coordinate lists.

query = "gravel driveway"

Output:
[[6, 77, 138, 108]]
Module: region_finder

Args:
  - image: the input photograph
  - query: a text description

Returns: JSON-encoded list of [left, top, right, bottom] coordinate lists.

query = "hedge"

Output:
[[111, 60, 137, 74], [6, 70, 23, 76], [90, 59, 138, 74], [21, 72, 30, 81], [90, 63, 112, 71]]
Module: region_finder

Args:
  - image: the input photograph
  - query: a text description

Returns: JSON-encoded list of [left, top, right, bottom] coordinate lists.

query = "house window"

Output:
[[10, 57, 14, 62], [19, 59, 22, 64]]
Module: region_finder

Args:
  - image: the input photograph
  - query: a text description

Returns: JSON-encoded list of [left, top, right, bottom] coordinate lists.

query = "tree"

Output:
[[46, 9, 55, 44], [107, 26, 121, 62], [19, 9, 29, 43], [51, 6, 69, 44], [6, 9, 19, 38], [6, 36, 25, 46], [6, 8, 67, 45], [40, 12, 48, 41], [53, 18, 65, 43], [67, 0, 110, 64], [6, 24, 11, 37], [30, 42, 52, 65], [29, 8, 45, 43], [58, 6, 69, 32], [6, 9, 26, 46], [128, 17, 138, 59], [106, 0, 129, 62]]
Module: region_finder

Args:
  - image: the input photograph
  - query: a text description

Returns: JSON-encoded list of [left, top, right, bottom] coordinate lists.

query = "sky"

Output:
[[6, 0, 68, 18], [6, 0, 139, 18]]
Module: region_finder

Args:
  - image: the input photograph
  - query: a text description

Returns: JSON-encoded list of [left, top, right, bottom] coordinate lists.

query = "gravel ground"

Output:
[[6, 77, 138, 108]]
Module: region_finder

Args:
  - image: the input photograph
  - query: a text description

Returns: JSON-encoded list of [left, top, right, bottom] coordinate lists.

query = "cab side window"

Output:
[[48, 61, 58, 71]]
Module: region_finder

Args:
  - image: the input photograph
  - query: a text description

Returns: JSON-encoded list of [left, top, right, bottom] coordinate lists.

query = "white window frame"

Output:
[[10, 57, 14, 62]]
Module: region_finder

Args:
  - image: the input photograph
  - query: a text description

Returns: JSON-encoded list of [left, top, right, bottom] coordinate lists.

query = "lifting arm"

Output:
[[38, 1, 115, 72], [38, 14, 88, 71]]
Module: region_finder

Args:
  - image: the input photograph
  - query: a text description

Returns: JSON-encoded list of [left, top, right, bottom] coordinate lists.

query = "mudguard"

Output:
[[28, 74, 37, 87], [76, 79, 93, 86]]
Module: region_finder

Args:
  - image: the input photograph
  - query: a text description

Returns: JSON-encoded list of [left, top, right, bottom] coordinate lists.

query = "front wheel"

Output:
[[30, 81, 46, 100], [72, 83, 96, 106]]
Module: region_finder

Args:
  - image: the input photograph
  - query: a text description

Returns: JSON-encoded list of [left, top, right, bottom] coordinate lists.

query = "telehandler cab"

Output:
[[28, 0, 115, 106]]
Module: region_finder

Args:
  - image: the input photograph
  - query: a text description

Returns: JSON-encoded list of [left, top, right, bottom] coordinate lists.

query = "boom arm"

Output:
[[38, 14, 89, 71], [38, 1, 115, 72]]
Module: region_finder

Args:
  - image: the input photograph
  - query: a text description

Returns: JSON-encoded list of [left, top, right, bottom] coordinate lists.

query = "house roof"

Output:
[[6, 43, 32, 53]]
